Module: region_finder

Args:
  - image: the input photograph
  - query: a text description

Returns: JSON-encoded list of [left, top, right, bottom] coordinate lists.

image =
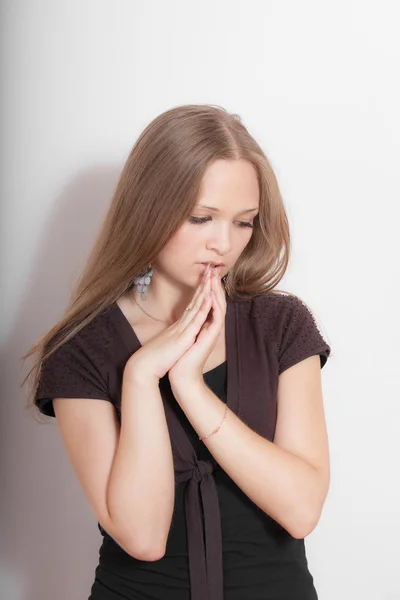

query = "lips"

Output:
[[200, 262, 225, 267]]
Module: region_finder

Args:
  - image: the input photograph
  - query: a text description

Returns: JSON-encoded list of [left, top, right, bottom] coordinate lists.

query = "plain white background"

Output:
[[1, 1, 399, 599]]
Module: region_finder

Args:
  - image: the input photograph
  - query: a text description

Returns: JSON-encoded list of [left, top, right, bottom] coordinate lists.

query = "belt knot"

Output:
[[192, 460, 216, 483]]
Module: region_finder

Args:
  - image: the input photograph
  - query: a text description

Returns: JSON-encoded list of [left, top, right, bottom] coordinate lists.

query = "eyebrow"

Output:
[[197, 204, 259, 216]]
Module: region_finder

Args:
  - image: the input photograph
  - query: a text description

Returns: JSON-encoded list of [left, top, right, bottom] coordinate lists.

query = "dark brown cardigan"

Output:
[[35, 291, 331, 600]]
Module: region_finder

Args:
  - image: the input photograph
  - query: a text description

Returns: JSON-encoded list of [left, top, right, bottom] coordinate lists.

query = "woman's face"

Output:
[[155, 158, 260, 288]]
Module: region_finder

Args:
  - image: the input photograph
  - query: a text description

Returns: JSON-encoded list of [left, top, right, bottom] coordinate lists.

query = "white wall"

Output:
[[2, 1, 399, 599]]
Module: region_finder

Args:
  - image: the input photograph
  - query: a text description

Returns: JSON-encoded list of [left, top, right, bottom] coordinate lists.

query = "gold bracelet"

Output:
[[198, 404, 228, 441]]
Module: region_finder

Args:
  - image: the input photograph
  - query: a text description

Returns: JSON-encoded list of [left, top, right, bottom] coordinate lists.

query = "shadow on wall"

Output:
[[1, 165, 122, 600]]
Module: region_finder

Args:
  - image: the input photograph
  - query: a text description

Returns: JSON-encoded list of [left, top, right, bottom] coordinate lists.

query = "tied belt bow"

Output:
[[175, 458, 223, 600]]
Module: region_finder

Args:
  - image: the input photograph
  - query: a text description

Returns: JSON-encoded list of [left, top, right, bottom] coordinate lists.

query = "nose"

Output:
[[206, 223, 232, 256]]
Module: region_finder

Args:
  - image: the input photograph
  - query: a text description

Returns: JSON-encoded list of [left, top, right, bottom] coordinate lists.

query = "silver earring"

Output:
[[133, 263, 153, 301]]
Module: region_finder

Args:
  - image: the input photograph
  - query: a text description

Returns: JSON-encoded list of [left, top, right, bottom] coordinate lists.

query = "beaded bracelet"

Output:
[[198, 404, 229, 441]]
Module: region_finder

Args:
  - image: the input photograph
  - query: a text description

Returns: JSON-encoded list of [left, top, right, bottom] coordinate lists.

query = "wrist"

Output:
[[169, 375, 205, 396], [123, 359, 160, 387]]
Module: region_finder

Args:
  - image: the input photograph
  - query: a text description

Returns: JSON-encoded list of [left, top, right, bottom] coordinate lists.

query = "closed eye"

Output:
[[188, 216, 254, 229]]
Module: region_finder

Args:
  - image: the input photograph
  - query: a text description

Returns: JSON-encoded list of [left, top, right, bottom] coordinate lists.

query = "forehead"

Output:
[[196, 159, 259, 208]]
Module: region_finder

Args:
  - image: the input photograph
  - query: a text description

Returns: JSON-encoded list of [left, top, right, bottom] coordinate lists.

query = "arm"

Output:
[[170, 354, 330, 539], [53, 371, 175, 562], [107, 371, 175, 558]]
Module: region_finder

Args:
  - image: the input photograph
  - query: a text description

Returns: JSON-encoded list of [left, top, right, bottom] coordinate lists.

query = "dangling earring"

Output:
[[133, 263, 153, 301]]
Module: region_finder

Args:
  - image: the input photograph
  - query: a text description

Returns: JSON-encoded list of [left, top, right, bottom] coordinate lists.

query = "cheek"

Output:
[[173, 226, 199, 251], [163, 226, 199, 258]]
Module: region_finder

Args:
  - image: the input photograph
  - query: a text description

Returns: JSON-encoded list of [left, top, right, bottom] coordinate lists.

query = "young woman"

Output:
[[22, 104, 332, 600]]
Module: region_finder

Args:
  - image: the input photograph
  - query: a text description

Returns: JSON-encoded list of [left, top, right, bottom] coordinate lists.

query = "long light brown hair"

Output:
[[20, 103, 293, 421]]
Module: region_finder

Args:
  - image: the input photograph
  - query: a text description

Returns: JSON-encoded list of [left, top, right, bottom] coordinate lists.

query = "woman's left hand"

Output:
[[168, 266, 227, 389]]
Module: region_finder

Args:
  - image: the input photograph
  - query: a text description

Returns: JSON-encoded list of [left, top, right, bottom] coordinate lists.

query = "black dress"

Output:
[[35, 292, 330, 599], [89, 360, 318, 600]]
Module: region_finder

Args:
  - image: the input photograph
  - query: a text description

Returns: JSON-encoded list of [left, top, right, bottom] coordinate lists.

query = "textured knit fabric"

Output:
[[35, 291, 331, 600]]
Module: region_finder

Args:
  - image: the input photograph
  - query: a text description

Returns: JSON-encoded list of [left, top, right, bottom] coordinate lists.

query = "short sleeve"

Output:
[[35, 324, 112, 418], [276, 293, 331, 375]]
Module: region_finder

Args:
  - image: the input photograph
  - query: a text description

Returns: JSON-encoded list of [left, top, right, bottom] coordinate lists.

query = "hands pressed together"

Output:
[[124, 263, 227, 390], [168, 263, 227, 387]]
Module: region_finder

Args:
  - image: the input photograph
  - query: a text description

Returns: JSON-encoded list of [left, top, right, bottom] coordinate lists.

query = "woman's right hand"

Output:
[[123, 264, 213, 383]]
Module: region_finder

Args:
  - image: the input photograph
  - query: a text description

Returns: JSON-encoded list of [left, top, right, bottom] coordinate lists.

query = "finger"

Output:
[[216, 267, 227, 301], [211, 269, 224, 310], [184, 276, 214, 332], [211, 289, 225, 331], [179, 268, 211, 329], [210, 275, 226, 331], [191, 264, 212, 305], [190, 267, 212, 313], [217, 273, 227, 310], [178, 265, 210, 323], [187, 289, 213, 332]]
